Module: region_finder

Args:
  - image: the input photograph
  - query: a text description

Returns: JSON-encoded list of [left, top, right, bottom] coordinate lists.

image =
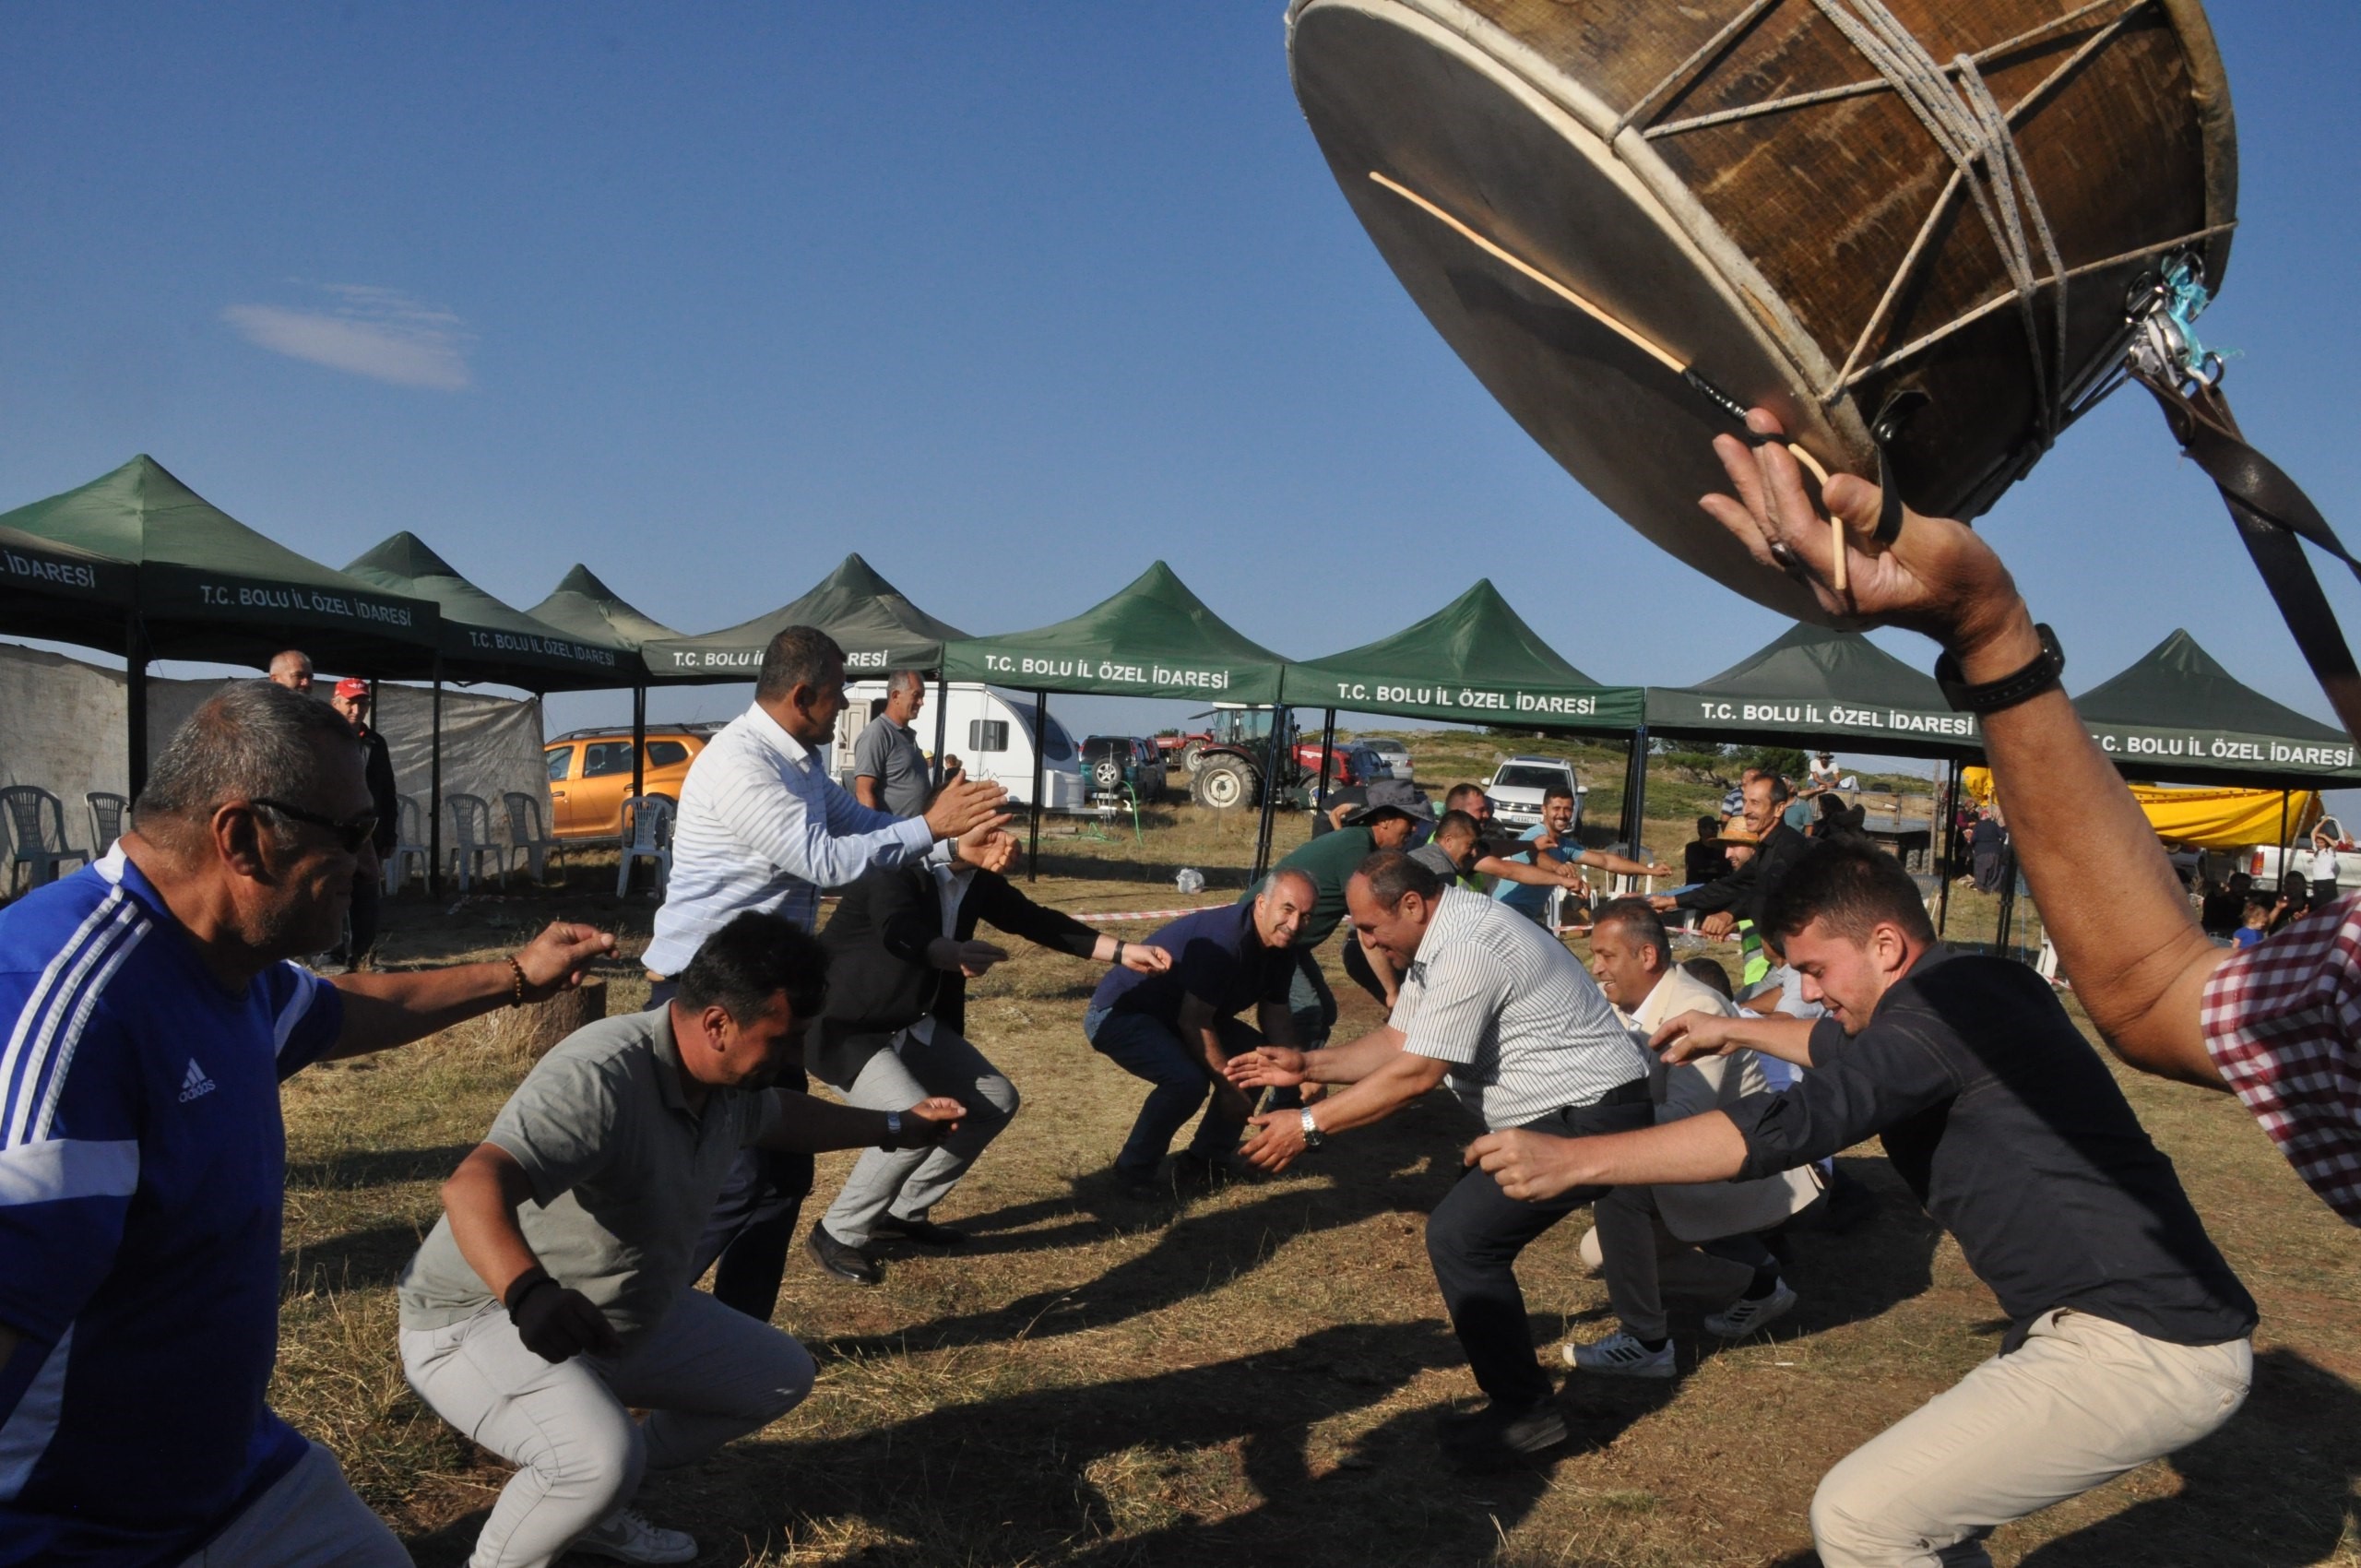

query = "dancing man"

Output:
[[1226, 850, 1651, 1469], [1469, 840, 2255, 1563]]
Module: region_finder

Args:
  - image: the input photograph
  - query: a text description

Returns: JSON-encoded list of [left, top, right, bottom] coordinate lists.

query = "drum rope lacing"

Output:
[[1809, 0, 2076, 449]]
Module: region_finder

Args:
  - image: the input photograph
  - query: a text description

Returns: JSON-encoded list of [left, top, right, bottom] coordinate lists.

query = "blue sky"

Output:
[[5, 4, 2358, 791]]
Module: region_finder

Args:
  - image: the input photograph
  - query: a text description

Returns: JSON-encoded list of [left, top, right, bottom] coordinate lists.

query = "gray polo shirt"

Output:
[[1388, 888, 1648, 1130], [852, 712, 930, 817], [397, 1006, 780, 1346]]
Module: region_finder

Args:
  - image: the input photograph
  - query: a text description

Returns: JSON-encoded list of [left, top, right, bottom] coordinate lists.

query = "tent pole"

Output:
[[1251, 705, 1287, 882], [125, 612, 150, 800], [1936, 757, 1961, 939], [630, 685, 647, 802], [1027, 690, 1047, 882], [1627, 725, 1650, 870], [931, 670, 949, 787], [1315, 708, 1335, 803], [428, 658, 445, 899], [2278, 790, 2292, 891]]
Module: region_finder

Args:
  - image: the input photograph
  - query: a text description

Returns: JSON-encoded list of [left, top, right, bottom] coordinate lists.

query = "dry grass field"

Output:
[[273, 749, 2357, 1567]]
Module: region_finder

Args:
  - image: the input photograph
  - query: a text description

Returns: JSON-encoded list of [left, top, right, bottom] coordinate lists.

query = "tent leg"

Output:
[[428, 662, 445, 899], [630, 686, 647, 802], [125, 612, 150, 800], [2278, 790, 2293, 891], [1314, 708, 1335, 804], [931, 671, 950, 787], [1027, 690, 1047, 883], [1625, 725, 1649, 870], [1936, 758, 1961, 939], [1250, 706, 1287, 883]]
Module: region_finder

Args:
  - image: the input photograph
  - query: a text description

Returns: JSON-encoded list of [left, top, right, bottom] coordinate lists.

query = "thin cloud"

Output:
[[221, 282, 475, 390]]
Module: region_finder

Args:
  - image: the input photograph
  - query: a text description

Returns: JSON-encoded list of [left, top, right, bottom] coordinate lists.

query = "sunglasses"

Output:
[[251, 797, 379, 855]]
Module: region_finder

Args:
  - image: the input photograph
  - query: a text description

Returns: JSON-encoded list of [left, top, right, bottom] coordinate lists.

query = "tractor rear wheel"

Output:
[[1191, 756, 1255, 811]]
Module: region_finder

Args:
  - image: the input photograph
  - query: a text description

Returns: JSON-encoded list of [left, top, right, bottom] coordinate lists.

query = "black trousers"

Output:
[[651, 976, 814, 1322], [1424, 1080, 1654, 1410]]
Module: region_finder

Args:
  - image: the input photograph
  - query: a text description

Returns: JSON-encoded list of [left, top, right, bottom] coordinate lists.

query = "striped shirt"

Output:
[[644, 702, 947, 973], [1389, 888, 1648, 1131], [0, 847, 344, 1564]]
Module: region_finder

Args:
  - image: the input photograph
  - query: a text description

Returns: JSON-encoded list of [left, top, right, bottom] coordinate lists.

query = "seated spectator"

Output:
[[1683, 816, 1729, 885], [2234, 900, 2270, 949]]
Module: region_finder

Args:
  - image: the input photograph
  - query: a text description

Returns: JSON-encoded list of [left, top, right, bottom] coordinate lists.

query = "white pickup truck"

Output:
[[2240, 823, 2361, 892]]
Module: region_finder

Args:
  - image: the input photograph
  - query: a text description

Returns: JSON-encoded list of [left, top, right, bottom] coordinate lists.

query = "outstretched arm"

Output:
[[1465, 1111, 1749, 1202], [1700, 409, 2226, 1089], [327, 921, 615, 1060]]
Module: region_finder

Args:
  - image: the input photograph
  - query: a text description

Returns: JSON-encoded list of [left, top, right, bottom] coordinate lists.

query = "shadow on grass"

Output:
[[404, 1319, 1607, 1568], [287, 1142, 475, 1192], [283, 1220, 426, 1296]]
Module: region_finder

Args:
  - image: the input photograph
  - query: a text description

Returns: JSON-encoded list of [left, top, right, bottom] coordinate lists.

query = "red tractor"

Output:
[[1179, 707, 1385, 811]]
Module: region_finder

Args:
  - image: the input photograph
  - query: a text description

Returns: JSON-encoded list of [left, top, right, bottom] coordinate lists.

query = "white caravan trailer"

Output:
[[831, 680, 1086, 810]]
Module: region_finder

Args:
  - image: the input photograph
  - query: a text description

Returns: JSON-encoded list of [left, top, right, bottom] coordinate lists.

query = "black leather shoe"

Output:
[[806, 1222, 881, 1285], [875, 1214, 969, 1248], [1436, 1400, 1570, 1470]]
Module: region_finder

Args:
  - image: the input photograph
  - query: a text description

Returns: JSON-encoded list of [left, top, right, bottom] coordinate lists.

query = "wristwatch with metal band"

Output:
[[1299, 1108, 1324, 1150]]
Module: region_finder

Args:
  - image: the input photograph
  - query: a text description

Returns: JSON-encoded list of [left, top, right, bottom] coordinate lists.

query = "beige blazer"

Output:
[[1619, 966, 1822, 1242]]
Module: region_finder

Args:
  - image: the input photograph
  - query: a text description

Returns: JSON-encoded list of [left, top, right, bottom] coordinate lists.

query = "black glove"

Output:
[[504, 1267, 622, 1363]]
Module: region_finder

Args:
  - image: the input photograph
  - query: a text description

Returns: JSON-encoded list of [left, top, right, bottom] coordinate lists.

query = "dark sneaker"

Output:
[[806, 1222, 882, 1286], [1110, 1166, 1165, 1202], [875, 1214, 969, 1248], [1435, 1399, 1571, 1470], [1170, 1150, 1251, 1192]]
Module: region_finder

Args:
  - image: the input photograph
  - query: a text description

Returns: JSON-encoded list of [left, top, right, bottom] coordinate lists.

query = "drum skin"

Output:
[[1288, 0, 2236, 622]]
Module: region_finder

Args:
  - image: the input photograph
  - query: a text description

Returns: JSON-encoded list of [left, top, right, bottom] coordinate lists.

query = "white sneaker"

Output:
[[1704, 1279, 1798, 1339], [572, 1508, 698, 1565], [1561, 1329, 1676, 1379]]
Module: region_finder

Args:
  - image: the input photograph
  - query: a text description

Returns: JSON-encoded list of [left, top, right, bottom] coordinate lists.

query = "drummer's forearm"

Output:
[[1954, 609, 2225, 1088]]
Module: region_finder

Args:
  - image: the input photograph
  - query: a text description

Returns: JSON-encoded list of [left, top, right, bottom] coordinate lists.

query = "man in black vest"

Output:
[[801, 860, 1170, 1284]]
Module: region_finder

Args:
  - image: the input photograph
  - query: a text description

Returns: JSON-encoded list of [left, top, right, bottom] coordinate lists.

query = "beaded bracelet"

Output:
[[506, 955, 528, 1008]]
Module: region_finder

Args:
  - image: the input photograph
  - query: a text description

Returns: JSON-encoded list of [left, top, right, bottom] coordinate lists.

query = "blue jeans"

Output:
[[1085, 1006, 1260, 1180]]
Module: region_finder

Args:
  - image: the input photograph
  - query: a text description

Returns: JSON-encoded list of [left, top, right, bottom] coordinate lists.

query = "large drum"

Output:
[[1288, 0, 2236, 620]]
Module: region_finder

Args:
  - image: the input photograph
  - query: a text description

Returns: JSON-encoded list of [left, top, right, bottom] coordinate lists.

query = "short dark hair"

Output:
[[1680, 957, 1735, 1000], [1434, 808, 1480, 840], [755, 626, 847, 703], [1542, 783, 1576, 805], [1761, 839, 1934, 947], [1444, 782, 1487, 810], [673, 911, 829, 1024], [1592, 897, 1668, 964], [1355, 848, 1442, 909], [1695, 815, 1718, 837], [133, 681, 360, 835]]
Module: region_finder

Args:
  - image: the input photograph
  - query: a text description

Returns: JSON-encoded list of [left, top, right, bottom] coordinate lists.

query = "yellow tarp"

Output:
[[1963, 766, 2320, 849]]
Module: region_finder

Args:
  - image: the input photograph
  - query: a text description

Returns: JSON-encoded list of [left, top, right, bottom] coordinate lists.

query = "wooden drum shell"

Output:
[[1288, 0, 2236, 621]]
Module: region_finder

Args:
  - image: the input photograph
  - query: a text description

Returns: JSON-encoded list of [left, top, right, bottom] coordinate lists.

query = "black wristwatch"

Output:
[[1934, 624, 2063, 715]]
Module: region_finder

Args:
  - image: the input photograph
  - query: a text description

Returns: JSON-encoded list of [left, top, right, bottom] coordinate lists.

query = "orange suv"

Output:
[[542, 724, 717, 839]]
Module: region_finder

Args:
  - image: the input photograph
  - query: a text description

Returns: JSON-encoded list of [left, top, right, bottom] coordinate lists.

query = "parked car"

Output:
[[1080, 735, 1168, 799], [1359, 737, 1413, 779], [543, 723, 717, 839], [1485, 755, 1585, 831]]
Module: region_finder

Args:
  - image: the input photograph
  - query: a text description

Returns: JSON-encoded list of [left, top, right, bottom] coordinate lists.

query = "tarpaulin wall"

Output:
[[0, 642, 548, 855]]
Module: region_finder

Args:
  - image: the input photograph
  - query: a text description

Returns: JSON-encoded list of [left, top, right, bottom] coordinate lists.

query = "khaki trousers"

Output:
[[1810, 1308, 2251, 1567]]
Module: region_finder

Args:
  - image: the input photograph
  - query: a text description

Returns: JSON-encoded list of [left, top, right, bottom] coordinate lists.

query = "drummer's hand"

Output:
[[1701, 409, 2037, 670]]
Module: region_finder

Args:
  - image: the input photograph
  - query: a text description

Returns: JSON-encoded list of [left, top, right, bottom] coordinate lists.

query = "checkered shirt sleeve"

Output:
[[2201, 893, 2361, 1225]]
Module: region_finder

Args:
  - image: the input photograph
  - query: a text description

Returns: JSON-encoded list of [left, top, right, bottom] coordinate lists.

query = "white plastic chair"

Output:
[[85, 791, 129, 858], [444, 793, 504, 894], [2, 787, 92, 896], [616, 795, 673, 897], [502, 791, 567, 885], [384, 795, 430, 894]]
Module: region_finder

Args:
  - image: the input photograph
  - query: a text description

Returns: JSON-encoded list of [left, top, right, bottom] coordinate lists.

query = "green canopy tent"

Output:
[[526, 564, 684, 806], [1646, 624, 1985, 928], [641, 552, 967, 683], [0, 524, 138, 647], [0, 456, 440, 790], [344, 532, 636, 892], [1280, 578, 1647, 861], [2074, 629, 2361, 790], [942, 562, 1289, 877]]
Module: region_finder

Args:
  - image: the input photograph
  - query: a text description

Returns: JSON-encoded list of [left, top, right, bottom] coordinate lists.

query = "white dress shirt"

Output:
[[644, 702, 945, 975]]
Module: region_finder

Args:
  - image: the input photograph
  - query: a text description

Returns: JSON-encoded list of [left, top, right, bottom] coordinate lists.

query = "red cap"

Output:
[[334, 678, 370, 700]]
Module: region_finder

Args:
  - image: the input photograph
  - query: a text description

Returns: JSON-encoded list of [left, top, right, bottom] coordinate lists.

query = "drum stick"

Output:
[[1370, 171, 1850, 590]]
